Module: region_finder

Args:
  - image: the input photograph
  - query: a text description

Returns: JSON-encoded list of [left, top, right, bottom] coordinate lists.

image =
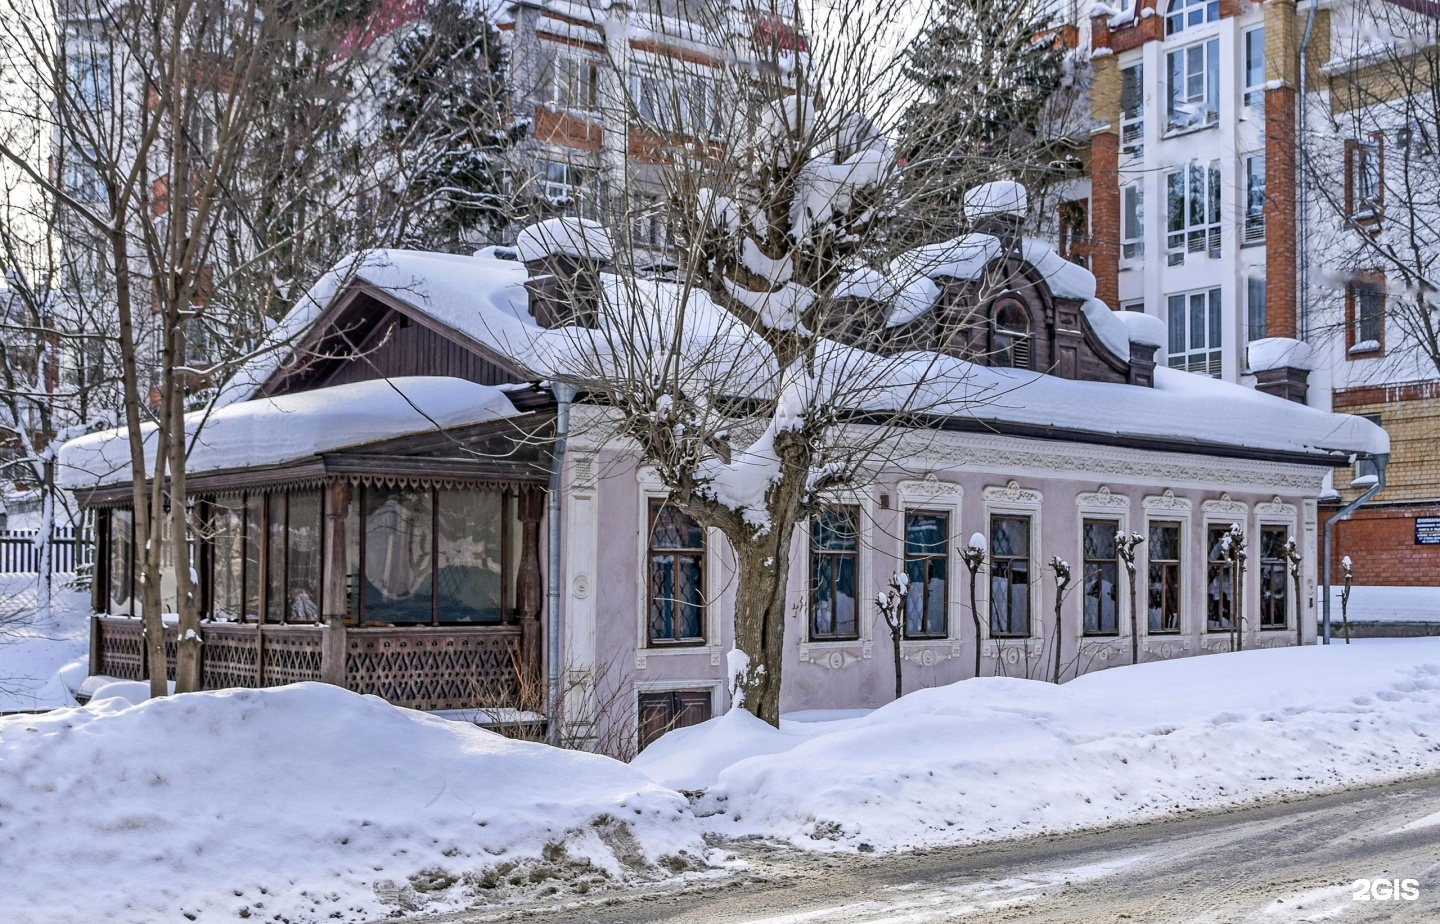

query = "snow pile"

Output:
[[1248, 336, 1315, 372], [58, 377, 518, 489], [647, 641, 1440, 852], [0, 684, 704, 923], [515, 217, 615, 264], [963, 180, 1028, 219], [1116, 309, 1167, 349], [0, 576, 91, 712]]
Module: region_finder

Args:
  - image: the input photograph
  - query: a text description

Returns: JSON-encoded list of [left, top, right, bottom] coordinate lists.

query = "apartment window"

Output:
[[1122, 183, 1144, 259], [1165, 0, 1218, 35], [1166, 161, 1221, 262], [1346, 135, 1383, 218], [1167, 288, 1223, 376], [537, 160, 597, 219], [1258, 526, 1289, 630], [1243, 27, 1265, 108], [1346, 277, 1384, 355], [1121, 63, 1144, 154], [647, 501, 705, 645], [66, 50, 110, 110], [1205, 525, 1236, 632], [62, 147, 103, 202], [1082, 520, 1120, 636], [1147, 521, 1182, 633], [629, 63, 663, 124], [989, 515, 1031, 638], [1247, 276, 1267, 343], [637, 690, 712, 750], [1122, 300, 1146, 312], [810, 508, 859, 640], [1167, 39, 1219, 131], [903, 511, 949, 639], [1244, 154, 1266, 244], [552, 54, 598, 113]]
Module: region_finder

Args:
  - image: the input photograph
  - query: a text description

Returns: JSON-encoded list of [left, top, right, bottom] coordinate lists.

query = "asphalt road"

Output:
[[404, 773, 1440, 924]]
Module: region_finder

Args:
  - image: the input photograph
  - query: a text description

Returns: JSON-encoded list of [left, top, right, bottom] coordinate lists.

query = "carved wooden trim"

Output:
[[1143, 489, 1193, 511], [982, 479, 1042, 505], [1202, 493, 1249, 516], [896, 475, 964, 501], [1256, 495, 1298, 518], [1076, 485, 1130, 508]]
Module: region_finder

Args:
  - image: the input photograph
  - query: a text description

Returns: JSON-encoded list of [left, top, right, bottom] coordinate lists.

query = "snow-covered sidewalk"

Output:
[[0, 683, 705, 924], [0, 576, 89, 713], [635, 639, 1440, 853]]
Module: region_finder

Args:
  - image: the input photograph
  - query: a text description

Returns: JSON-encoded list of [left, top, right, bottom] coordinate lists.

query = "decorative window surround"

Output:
[[981, 481, 1043, 644], [1202, 495, 1250, 637], [798, 488, 875, 668], [1256, 497, 1299, 635], [634, 467, 725, 669], [1143, 490, 1193, 637], [896, 478, 964, 664]]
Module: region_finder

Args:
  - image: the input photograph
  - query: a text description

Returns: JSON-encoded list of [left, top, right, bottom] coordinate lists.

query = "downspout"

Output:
[[1298, 0, 1319, 340], [1321, 452, 1387, 644], [545, 382, 576, 746]]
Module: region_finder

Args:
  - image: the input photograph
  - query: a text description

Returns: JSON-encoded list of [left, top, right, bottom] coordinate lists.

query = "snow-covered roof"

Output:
[[58, 377, 520, 490], [196, 242, 1387, 471]]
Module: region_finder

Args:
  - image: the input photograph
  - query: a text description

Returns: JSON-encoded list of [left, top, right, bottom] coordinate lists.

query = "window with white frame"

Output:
[[1165, 160, 1221, 262], [1243, 27, 1265, 109], [1244, 153, 1265, 244], [1121, 63, 1144, 154], [537, 159, 596, 219], [1247, 276, 1267, 342], [65, 49, 109, 111], [1166, 38, 1219, 132], [1167, 288, 1223, 376], [1165, 0, 1218, 35], [1122, 182, 1144, 259], [552, 53, 598, 113]]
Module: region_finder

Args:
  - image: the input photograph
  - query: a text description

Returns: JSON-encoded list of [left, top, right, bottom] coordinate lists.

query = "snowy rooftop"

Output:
[[58, 377, 520, 490], [160, 240, 1389, 479]]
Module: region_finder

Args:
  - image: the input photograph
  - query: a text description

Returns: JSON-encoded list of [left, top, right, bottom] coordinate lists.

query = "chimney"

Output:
[[515, 218, 614, 329], [963, 180, 1028, 242], [1247, 337, 1313, 404]]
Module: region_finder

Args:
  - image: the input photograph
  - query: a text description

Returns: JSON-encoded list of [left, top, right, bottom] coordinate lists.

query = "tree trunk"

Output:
[[1127, 567, 1139, 665], [890, 622, 903, 701], [170, 322, 202, 693], [729, 525, 794, 727], [1051, 594, 1064, 684]]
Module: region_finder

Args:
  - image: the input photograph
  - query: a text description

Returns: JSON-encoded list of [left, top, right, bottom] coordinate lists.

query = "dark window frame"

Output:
[[1345, 133, 1384, 221], [809, 507, 861, 641], [1147, 520, 1183, 634], [647, 499, 706, 646], [1345, 274, 1385, 357], [1082, 519, 1121, 637], [1205, 523, 1237, 632], [903, 509, 949, 640], [989, 514, 1032, 638], [1258, 525, 1290, 630]]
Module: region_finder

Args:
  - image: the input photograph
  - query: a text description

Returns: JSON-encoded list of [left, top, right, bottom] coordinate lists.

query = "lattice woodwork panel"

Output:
[[201, 625, 259, 689], [96, 618, 145, 681], [260, 629, 324, 687], [345, 628, 521, 711]]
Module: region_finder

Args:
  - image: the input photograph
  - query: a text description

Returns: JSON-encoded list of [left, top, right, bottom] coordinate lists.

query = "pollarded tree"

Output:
[[524, 0, 1074, 725], [378, 0, 523, 249]]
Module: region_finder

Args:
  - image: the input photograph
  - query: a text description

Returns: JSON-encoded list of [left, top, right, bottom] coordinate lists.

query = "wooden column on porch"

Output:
[[320, 480, 349, 686], [516, 485, 544, 690]]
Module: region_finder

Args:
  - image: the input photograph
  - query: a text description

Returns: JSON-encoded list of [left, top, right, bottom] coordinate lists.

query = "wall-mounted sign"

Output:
[[1416, 516, 1440, 546]]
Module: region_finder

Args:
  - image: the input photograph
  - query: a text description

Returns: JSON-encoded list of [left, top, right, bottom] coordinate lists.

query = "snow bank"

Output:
[[0, 577, 91, 712], [661, 641, 1440, 852], [1249, 336, 1315, 372], [0, 684, 704, 923], [58, 377, 519, 489]]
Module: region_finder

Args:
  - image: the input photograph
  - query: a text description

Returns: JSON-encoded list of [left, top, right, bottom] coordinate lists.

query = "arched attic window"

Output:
[[990, 298, 1032, 370]]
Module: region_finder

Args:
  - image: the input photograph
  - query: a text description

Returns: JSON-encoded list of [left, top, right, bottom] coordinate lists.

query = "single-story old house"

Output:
[[59, 194, 1388, 753]]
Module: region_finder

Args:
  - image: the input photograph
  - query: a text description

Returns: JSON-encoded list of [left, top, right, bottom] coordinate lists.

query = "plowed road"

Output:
[[407, 773, 1440, 923]]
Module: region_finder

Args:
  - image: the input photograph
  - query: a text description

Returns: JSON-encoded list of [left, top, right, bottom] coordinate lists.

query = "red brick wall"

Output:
[[1089, 132, 1120, 309], [1265, 86, 1298, 339], [1326, 504, 1440, 585]]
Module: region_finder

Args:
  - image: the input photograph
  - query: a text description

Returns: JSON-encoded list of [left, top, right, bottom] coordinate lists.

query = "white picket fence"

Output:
[[0, 527, 91, 574]]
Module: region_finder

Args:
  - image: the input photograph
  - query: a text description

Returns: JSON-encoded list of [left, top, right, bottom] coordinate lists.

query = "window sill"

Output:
[[635, 641, 723, 669], [1239, 238, 1265, 249], [1161, 121, 1219, 141], [1347, 340, 1382, 358]]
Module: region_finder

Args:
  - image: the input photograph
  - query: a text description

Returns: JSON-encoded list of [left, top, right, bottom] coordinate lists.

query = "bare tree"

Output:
[[876, 570, 909, 701], [1047, 554, 1070, 684], [1301, 0, 1440, 376]]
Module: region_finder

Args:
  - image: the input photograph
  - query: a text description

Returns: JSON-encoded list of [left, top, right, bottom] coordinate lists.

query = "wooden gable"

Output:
[[257, 283, 531, 399]]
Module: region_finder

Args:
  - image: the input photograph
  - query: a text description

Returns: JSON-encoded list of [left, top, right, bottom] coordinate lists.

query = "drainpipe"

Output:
[[1321, 452, 1387, 644], [545, 382, 576, 746], [1298, 0, 1319, 340]]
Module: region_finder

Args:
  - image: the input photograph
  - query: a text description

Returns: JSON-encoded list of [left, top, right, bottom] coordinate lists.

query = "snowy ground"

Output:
[[0, 575, 90, 713], [0, 683, 707, 924], [635, 639, 1440, 853], [1327, 585, 1440, 622]]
